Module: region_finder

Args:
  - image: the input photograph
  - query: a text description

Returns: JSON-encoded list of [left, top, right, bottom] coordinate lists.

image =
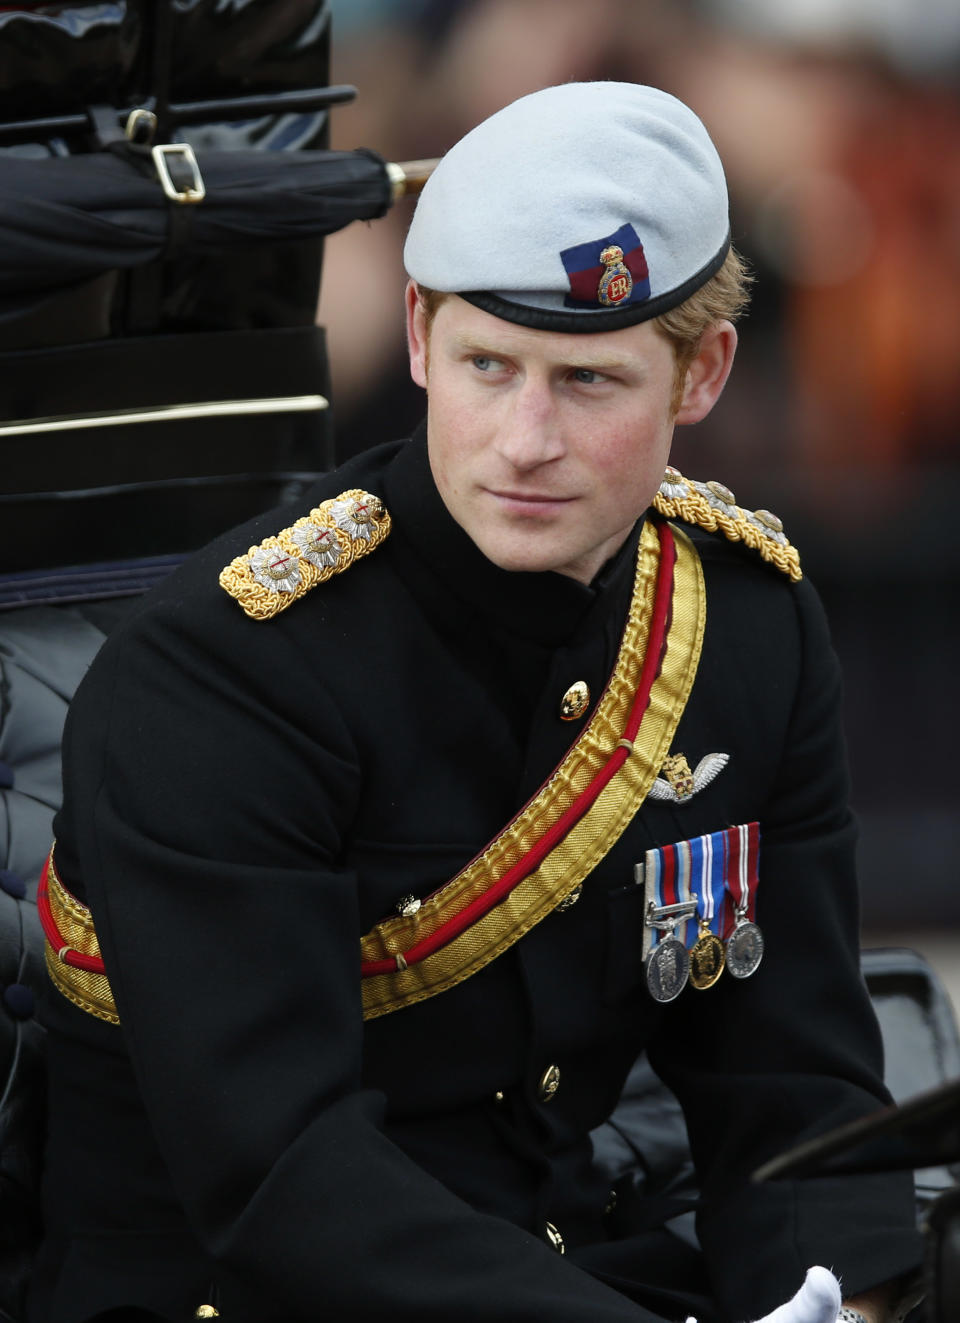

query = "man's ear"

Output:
[[405, 280, 429, 389], [673, 320, 738, 425]]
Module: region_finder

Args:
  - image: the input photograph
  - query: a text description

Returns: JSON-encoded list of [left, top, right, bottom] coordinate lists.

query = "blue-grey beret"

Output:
[[404, 81, 730, 333]]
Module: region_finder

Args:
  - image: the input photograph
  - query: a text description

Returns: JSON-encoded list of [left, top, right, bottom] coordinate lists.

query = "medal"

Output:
[[638, 854, 695, 1003], [723, 822, 764, 980], [645, 935, 690, 1003], [686, 828, 727, 990], [639, 821, 764, 1001], [689, 919, 725, 990], [726, 919, 764, 979]]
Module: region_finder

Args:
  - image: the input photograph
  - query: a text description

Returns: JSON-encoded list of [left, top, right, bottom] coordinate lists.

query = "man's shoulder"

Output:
[[131, 438, 406, 628], [650, 467, 833, 674], [653, 467, 803, 590], [65, 441, 408, 725]]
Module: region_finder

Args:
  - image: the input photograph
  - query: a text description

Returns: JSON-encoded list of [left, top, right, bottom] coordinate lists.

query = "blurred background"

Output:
[[318, 0, 960, 1002]]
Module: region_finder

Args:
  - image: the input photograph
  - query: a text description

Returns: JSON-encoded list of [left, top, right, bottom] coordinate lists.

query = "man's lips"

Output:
[[486, 488, 577, 509]]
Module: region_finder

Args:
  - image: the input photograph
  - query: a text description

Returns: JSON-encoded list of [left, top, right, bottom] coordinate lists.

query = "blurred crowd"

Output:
[[318, 0, 960, 929], [321, 0, 959, 479]]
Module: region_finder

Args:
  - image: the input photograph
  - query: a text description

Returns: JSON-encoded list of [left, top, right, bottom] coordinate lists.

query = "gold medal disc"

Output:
[[689, 923, 725, 990]]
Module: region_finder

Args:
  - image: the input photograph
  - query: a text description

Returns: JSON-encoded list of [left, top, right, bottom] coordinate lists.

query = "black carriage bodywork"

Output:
[[0, 0, 385, 579], [0, 6, 391, 1314]]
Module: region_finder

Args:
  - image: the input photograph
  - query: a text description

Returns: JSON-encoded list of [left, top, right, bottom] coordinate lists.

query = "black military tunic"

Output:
[[31, 428, 921, 1322]]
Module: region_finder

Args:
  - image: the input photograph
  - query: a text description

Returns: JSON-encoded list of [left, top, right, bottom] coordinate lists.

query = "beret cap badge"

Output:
[[561, 222, 651, 311], [597, 245, 633, 307]]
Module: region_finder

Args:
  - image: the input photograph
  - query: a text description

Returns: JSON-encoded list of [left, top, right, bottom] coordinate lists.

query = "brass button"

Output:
[[538, 1064, 561, 1102], [494, 1090, 505, 1103], [556, 883, 582, 912], [604, 1188, 618, 1215], [195, 1309, 220, 1320], [560, 681, 590, 721], [545, 1221, 565, 1254]]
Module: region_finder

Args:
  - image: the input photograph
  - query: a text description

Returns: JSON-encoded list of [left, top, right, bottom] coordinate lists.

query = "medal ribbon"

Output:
[[643, 822, 761, 947], [645, 843, 681, 952], [689, 830, 727, 941], [722, 821, 760, 937], [674, 839, 697, 948]]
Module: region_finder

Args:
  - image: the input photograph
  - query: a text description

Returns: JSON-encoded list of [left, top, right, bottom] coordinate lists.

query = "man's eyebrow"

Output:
[[449, 332, 634, 373], [559, 353, 633, 373], [449, 332, 510, 356]]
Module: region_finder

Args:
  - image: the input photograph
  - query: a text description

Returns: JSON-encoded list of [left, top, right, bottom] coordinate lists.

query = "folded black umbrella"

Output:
[[0, 145, 393, 301]]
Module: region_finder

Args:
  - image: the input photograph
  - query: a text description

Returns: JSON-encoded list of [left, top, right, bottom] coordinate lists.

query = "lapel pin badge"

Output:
[[647, 752, 729, 804]]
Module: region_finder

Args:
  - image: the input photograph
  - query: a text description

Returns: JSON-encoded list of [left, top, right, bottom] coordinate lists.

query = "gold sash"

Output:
[[41, 521, 705, 1028], [359, 520, 705, 1019], [40, 853, 119, 1025]]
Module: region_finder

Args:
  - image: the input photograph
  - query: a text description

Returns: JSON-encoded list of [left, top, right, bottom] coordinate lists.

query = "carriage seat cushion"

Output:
[[0, 600, 135, 1323]]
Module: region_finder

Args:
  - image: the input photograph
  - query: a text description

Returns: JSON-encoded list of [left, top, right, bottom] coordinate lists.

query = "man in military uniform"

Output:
[[31, 84, 921, 1323]]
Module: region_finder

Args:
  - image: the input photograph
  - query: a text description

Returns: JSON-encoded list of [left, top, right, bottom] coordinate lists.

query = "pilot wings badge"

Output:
[[647, 752, 729, 804]]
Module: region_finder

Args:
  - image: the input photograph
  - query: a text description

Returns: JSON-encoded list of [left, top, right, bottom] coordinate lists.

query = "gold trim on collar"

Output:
[[359, 520, 705, 1019]]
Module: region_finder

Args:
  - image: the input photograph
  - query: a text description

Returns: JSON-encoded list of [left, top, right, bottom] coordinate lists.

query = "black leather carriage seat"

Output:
[[0, 598, 143, 1323]]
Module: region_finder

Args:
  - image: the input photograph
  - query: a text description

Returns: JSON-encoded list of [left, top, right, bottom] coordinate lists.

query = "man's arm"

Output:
[[646, 573, 922, 1320]]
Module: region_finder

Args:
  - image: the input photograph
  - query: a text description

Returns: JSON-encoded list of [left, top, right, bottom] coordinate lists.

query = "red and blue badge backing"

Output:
[[561, 223, 651, 309]]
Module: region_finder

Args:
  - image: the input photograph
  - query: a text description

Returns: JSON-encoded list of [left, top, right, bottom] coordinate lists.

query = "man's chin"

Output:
[[474, 537, 581, 580]]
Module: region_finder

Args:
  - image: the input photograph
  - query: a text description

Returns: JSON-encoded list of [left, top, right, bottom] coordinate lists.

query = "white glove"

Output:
[[684, 1265, 842, 1323]]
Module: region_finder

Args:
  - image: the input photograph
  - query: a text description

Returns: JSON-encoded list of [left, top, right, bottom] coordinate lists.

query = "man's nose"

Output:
[[493, 379, 566, 470]]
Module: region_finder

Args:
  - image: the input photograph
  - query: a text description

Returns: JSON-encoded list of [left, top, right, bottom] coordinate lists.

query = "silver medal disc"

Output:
[[726, 921, 764, 979], [645, 936, 690, 1003]]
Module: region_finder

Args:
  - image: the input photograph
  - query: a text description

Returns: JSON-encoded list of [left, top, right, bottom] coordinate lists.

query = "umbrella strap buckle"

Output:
[[151, 143, 206, 204]]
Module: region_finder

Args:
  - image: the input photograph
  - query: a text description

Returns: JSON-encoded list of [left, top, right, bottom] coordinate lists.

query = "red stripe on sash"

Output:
[[37, 853, 107, 975]]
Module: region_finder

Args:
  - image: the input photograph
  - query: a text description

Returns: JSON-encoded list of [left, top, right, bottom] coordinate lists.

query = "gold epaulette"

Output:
[[652, 468, 801, 582], [219, 489, 391, 620]]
